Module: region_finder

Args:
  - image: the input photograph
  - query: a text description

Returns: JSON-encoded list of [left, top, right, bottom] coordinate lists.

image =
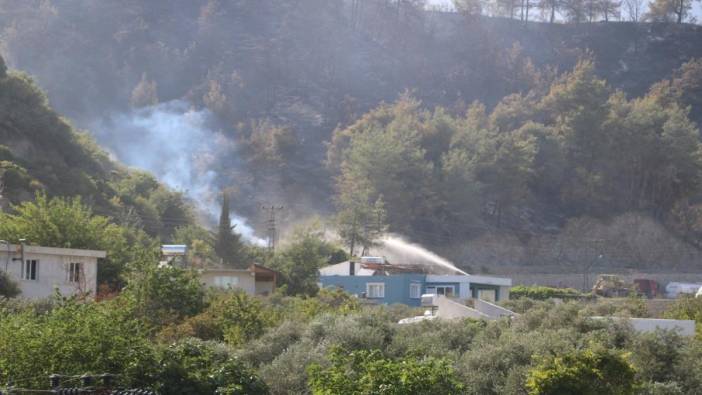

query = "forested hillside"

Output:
[[1, 0, 702, 268], [0, 58, 193, 240]]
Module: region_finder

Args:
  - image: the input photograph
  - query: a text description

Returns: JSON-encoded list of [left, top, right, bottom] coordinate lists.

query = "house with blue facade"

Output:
[[319, 257, 512, 307]]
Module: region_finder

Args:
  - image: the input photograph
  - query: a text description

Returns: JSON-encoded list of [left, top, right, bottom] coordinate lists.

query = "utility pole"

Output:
[[0, 179, 8, 213], [261, 205, 284, 252]]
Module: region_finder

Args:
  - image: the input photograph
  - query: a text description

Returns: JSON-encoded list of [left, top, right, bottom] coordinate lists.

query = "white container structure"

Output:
[[665, 282, 702, 298]]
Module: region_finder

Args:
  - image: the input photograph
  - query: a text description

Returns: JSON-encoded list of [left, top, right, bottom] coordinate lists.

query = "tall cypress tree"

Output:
[[215, 191, 246, 267]]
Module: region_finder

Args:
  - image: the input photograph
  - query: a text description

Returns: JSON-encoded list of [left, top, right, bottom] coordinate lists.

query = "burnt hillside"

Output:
[[1, 1, 701, 262]]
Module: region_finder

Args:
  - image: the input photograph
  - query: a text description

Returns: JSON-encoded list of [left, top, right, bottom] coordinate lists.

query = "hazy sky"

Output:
[[425, 0, 702, 20]]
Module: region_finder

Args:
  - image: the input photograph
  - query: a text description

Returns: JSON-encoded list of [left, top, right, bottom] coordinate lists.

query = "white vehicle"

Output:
[[696, 286, 702, 298], [665, 282, 702, 298]]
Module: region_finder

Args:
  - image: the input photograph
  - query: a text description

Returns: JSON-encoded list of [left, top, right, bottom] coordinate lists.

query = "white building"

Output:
[[200, 264, 278, 296], [0, 244, 105, 299]]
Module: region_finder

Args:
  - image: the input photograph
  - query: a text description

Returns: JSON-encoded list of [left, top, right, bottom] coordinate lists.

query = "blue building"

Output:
[[319, 258, 512, 307]]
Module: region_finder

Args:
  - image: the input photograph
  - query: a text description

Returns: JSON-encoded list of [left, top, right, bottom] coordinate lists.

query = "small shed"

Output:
[[200, 264, 277, 296]]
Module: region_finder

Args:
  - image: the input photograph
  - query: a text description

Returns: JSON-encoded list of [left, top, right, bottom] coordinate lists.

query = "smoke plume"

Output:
[[91, 100, 265, 245]]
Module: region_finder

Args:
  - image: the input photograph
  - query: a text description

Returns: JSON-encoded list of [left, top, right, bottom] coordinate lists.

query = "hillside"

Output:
[[1, 1, 702, 268], [0, 58, 193, 240]]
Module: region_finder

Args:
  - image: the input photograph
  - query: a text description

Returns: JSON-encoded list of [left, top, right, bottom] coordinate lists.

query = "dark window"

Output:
[[69, 262, 82, 282], [23, 260, 37, 280]]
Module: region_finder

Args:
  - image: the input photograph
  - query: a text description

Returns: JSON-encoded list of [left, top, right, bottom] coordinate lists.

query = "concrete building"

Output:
[[200, 264, 277, 296], [319, 257, 512, 306], [156, 244, 278, 296], [0, 243, 105, 299]]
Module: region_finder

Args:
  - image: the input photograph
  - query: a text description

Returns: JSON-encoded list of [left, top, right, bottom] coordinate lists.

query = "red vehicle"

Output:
[[633, 279, 659, 299]]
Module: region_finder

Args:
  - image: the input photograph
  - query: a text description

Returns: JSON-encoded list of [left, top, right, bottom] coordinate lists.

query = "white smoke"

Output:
[[92, 100, 266, 245], [377, 235, 468, 275]]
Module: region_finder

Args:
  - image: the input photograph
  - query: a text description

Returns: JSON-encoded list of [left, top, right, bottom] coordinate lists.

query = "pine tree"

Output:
[[215, 191, 246, 268]]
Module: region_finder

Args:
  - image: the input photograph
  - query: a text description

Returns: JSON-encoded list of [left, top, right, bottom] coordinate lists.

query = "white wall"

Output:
[[474, 298, 516, 318], [590, 317, 696, 336], [201, 270, 256, 294], [1, 251, 99, 299], [431, 294, 491, 320]]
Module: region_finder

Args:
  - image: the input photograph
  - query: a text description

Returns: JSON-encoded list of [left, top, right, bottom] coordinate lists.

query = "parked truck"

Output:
[[592, 274, 630, 297], [592, 275, 660, 298]]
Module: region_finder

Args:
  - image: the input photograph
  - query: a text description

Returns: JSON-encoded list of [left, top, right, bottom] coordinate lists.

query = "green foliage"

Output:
[[215, 192, 246, 267], [510, 285, 585, 300], [125, 265, 205, 326], [0, 68, 193, 241], [208, 291, 273, 345], [0, 297, 156, 390], [629, 330, 685, 384], [526, 346, 636, 395], [158, 290, 279, 347], [327, 59, 702, 245], [0, 270, 20, 298], [664, 295, 702, 339], [152, 338, 268, 395], [307, 348, 464, 395], [330, 95, 436, 240], [270, 225, 347, 296], [173, 224, 217, 264], [0, 193, 154, 287]]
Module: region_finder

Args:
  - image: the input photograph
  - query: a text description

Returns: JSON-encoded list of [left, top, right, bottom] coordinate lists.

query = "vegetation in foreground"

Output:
[[2, 284, 702, 394], [2, 194, 702, 394]]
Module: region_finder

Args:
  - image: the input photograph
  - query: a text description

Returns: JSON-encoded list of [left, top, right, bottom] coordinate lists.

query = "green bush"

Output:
[[151, 338, 268, 395], [308, 348, 464, 395], [259, 339, 327, 395], [510, 285, 585, 300], [664, 295, 702, 339], [0, 297, 156, 389], [525, 346, 636, 395], [629, 330, 685, 384], [124, 265, 205, 326], [0, 271, 19, 298], [0, 193, 155, 287]]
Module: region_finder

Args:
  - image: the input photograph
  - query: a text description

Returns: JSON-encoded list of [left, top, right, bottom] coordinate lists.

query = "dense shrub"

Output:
[[664, 295, 702, 339], [0, 193, 156, 287], [629, 330, 686, 384], [0, 271, 19, 298], [525, 346, 636, 395], [124, 265, 205, 326], [0, 298, 156, 389], [259, 339, 327, 395], [152, 338, 268, 395], [510, 285, 585, 300], [308, 348, 464, 395]]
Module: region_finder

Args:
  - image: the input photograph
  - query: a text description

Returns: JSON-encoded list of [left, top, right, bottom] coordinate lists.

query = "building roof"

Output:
[[319, 259, 462, 277], [319, 261, 512, 286], [1, 244, 106, 258]]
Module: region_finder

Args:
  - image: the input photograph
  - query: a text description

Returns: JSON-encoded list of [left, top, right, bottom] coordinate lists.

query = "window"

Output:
[[68, 263, 83, 283], [409, 283, 421, 299], [425, 285, 454, 297], [366, 282, 385, 298], [22, 260, 37, 280], [214, 276, 239, 288]]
